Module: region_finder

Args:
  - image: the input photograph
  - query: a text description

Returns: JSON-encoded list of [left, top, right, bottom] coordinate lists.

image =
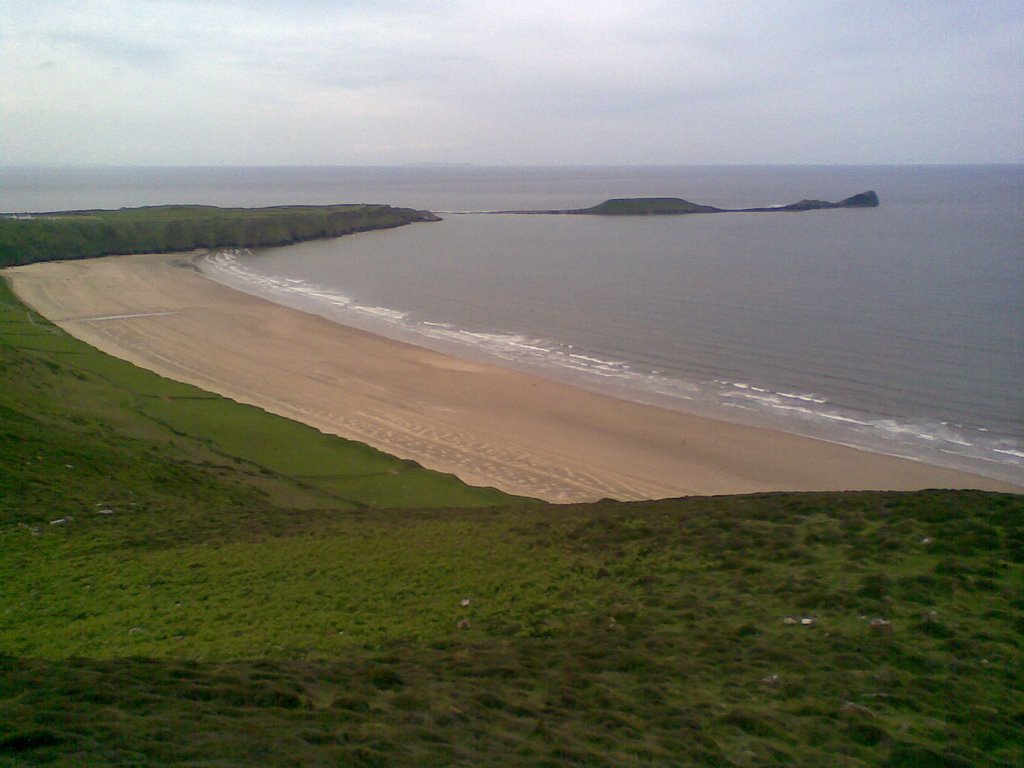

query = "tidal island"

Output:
[[489, 190, 880, 215]]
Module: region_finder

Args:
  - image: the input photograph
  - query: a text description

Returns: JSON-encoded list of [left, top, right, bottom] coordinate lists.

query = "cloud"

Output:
[[46, 31, 178, 67], [1, 0, 1021, 164]]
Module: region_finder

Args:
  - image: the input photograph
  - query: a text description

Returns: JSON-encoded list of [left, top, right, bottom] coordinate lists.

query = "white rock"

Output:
[[869, 618, 893, 634]]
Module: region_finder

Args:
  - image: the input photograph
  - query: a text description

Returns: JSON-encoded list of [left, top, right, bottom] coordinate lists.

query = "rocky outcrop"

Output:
[[742, 191, 880, 212]]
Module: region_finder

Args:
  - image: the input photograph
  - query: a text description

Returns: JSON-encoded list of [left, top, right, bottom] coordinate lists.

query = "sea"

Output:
[[2, 164, 1022, 485]]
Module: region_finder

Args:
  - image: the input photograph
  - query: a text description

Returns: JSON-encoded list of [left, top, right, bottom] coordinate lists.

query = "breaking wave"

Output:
[[198, 249, 1023, 486]]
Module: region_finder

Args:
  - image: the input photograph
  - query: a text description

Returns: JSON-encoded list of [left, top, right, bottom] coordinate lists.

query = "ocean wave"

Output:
[[994, 448, 1024, 460], [197, 250, 1023, 484]]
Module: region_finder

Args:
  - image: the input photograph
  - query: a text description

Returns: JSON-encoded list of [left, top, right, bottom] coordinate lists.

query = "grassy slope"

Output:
[[1, 279, 1022, 767], [0, 205, 437, 267]]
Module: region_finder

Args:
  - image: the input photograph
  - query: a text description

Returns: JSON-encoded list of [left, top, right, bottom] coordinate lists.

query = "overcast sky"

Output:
[[2, 1, 1022, 166]]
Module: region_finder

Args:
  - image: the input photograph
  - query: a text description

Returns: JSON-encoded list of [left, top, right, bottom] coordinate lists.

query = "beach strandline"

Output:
[[6, 252, 1021, 502]]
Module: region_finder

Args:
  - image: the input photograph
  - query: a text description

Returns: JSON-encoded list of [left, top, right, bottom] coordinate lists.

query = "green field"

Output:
[[1, 277, 1022, 767], [0, 204, 438, 267]]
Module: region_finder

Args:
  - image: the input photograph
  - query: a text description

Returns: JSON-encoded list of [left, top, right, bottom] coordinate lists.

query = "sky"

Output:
[[2, 1, 1022, 166]]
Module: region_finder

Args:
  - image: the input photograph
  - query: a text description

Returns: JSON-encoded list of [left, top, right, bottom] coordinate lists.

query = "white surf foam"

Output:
[[197, 249, 1024, 485]]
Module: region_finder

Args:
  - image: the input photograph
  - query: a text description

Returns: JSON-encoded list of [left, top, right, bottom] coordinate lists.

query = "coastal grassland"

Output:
[[0, 204, 438, 267], [0, 279, 511, 513], [2, 280, 1023, 767]]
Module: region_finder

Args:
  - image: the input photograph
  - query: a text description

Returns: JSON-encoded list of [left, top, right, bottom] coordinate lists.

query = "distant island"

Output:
[[490, 190, 880, 215]]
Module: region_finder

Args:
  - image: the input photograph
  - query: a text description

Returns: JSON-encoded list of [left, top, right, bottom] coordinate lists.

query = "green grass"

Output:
[[0, 279, 513, 514], [1, 277, 1022, 766], [0, 204, 439, 267]]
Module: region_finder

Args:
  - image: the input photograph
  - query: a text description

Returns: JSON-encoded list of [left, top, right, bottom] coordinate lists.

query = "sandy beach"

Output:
[[6, 252, 1020, 502]]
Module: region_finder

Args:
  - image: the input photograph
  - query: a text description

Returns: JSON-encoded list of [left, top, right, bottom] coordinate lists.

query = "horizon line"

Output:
[[2, 161, 1023, 171]]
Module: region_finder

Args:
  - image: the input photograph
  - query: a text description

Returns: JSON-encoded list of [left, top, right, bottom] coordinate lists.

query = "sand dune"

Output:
[[7, 253, 1020, 502]]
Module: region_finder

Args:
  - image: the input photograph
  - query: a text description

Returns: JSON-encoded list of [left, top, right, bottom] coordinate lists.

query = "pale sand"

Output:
[[6, 253, 1021, 502]]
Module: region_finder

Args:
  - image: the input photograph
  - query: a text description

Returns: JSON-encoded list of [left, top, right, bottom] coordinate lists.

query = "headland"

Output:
[[0, 203, 438, 267]]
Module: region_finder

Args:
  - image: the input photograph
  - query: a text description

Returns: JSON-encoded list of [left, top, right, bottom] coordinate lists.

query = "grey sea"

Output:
[[2, 164, 1022, 485]]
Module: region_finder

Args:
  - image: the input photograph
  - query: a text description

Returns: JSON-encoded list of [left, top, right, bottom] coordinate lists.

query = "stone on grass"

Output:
[[869, 618, 893, 634], [457, 619, 471, 630]]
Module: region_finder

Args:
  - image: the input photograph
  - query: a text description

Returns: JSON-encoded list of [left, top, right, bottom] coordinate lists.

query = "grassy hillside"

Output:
[[0, 279, 511, 513], [1, 278, 1022, 767], [0, 204, 439, 267]]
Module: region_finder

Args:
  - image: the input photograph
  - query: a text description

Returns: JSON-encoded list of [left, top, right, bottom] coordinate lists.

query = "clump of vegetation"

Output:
[[0, 204, 439, 267], [1, 279, 1021, 766]]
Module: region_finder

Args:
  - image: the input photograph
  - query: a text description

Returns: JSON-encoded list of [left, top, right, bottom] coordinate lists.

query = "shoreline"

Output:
[[198, 247, 1022, 488], [6, 252, 1021, 502]]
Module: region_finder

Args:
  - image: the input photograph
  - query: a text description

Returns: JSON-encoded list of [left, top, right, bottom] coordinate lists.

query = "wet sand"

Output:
[[7, 253, 1020, 502]]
